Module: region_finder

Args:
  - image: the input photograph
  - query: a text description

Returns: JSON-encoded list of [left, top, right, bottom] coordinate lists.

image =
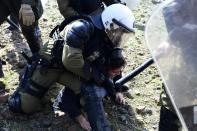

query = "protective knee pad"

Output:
[[8, 93, 23, 113]]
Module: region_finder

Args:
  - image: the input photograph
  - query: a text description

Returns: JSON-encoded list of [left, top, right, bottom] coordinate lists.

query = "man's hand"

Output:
[[75, 114, 92, 131], [115, 92, 125, 104], [19, 4, 35, 26]]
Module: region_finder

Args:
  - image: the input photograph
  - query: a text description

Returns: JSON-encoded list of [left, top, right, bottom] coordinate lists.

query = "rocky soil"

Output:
[[0, 0, 165, 130]]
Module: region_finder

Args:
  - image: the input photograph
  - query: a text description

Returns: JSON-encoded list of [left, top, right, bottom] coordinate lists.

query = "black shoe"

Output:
[[159, 106, 179, 131]]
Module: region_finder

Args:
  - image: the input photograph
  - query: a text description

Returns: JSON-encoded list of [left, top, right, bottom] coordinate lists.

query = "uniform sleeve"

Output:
[[62, 45, 85, 78], [62, 20, 93, 78]]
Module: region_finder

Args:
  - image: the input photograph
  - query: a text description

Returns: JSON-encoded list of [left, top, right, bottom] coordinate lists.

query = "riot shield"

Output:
[[145, 0, 197, 130]]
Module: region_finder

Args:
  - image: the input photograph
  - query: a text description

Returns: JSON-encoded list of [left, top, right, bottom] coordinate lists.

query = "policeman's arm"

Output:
[[62, 45, 85, 77], [62, 20, 94, 78]]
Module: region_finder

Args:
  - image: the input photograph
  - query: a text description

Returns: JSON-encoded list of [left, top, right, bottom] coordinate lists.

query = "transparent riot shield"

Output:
[[145, 0, 197, 130]]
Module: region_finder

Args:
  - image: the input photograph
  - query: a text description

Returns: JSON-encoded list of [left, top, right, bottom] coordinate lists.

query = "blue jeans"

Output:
[[81, 82, 111, 131]]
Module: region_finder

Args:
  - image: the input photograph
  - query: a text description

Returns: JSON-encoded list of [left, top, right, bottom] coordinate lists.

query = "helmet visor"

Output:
[[106, 23, 133, 47]]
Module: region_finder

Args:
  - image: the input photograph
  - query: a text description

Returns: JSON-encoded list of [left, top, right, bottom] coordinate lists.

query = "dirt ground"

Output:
[[0, 0, 165, 130]]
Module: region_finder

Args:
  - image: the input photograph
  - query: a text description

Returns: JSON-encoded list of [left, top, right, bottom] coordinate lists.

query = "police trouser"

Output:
[[0, 59, 4, 78], [81, 83, 111, 131], [0, 0, 41, 54], [9, 65, 82, 114]]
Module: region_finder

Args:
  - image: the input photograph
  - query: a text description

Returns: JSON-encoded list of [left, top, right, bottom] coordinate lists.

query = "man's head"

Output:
[[91, 3, 135, 46], [106, 48, 126, 78]]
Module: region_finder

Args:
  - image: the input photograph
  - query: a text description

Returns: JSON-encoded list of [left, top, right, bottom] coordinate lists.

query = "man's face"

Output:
[[105, 23, 130, 47], [107, 67, 122, 79]]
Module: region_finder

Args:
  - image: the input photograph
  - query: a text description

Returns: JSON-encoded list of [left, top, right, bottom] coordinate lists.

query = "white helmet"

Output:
[[90, 3, 135, 46], [101, 3, 135, 32], [121, 0, 141, 10]]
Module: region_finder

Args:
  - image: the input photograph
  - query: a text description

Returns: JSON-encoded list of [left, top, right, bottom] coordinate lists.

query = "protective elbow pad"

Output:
[[66, 19, 94, 48]]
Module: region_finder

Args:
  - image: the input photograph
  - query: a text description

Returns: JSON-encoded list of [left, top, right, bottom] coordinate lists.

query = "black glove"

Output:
[[113, 74, 129, 92], [102, 78, 116, 100]]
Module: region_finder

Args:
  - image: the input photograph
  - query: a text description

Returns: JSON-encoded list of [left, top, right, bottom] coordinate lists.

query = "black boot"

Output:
[[159, 105, 180, 131], [0, 59, 4, 78]]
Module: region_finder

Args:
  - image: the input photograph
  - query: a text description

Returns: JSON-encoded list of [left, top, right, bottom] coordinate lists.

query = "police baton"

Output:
[[115, 58, 154, 88]]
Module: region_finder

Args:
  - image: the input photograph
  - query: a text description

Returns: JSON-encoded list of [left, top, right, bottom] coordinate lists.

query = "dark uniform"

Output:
[[8, 16, 121, 111], [0, 0, 43, 54], [9, 3, 134, 130], [57, 0, 120, 18]]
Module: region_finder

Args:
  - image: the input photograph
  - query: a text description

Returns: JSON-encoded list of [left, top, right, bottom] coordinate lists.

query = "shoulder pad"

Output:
[[66, 20, 94, 48]]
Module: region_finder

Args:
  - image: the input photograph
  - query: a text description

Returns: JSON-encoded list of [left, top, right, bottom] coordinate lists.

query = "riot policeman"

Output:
[[8, 3, 135, 130], [145, 0, 197, 130], [0, 0, 43, 54]]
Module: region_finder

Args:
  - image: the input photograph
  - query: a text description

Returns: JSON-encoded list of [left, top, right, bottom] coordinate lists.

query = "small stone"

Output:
[[112, 105, 117, 110], [143, 98, 149, 102], [152, 124, 158, 129], [119, 115, 126, 122], [43, 18, 48, 22], [145, 79, 150, 84], [54, 110, 65, 117], [144, 108, 153, 115], [136, 106, 146, 114], [136, 106, 153, 115], [156, 86, 161, 90], [124, 89, 134, 99], [127, 107, 135, 116], [137, 116, 143, 121], [153, 96, 160, 104], [138, 52, 144, 56], [134, 90, 140, 96]]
